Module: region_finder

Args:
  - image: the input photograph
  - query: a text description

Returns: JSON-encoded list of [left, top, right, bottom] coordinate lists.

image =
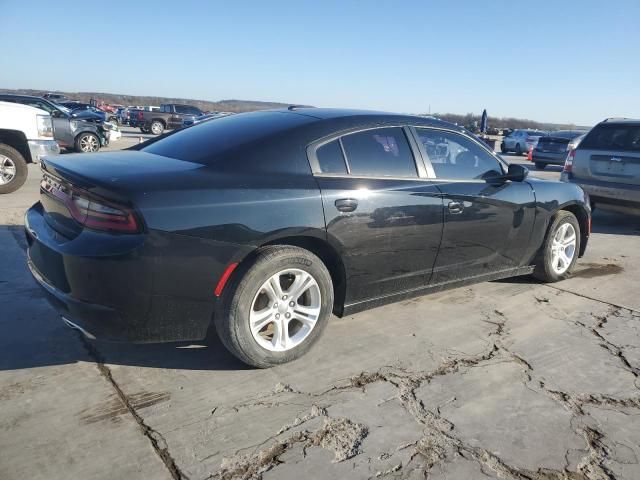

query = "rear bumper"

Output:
[[562, 175, 640, 213], [532, 150, 567, 165], [28, 140, 60, 163], [25, 203, 218, 343]]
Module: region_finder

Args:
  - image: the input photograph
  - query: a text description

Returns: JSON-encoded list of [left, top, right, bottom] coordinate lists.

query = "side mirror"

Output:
[[485, 163, 528, 184]]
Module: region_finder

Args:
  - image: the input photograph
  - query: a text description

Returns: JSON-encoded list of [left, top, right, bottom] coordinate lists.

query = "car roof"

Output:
[[601, 118, 640, 125], [277, 107, 466, 132], [0, 100, 49, 115], [0, 94, 49, 102]]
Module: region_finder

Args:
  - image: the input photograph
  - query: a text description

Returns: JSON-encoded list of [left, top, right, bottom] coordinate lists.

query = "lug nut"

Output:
[[273, 303, 278, 308], [285, 313, 291, 319], [282, 295, 288, 300], [275, 313, 280, 319]]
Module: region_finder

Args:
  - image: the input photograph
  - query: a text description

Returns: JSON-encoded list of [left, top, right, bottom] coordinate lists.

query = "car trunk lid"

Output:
[[39, 151, 205, 238], [536, 136, 571, 153]]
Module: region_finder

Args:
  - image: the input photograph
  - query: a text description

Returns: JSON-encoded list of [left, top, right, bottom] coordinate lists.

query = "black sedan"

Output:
[[25, 108, 591, 367], [531, 130, 587, 170]]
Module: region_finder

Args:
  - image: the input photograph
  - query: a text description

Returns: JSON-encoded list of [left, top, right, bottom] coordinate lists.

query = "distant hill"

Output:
[[0, 88, 298, 113], [0, 88, 588, 130], [430, 112, 590, 132]]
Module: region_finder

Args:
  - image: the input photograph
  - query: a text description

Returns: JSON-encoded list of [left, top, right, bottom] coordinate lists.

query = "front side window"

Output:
[[340, 127, 417, 177], [175, 105, 192, 114], [415, 128, 503, 180]]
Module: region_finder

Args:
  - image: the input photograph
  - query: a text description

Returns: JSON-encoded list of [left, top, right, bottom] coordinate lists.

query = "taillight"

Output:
[[137, 111, 143, 119], [563, 149, 576, 173], [41, 176, 140, 233]]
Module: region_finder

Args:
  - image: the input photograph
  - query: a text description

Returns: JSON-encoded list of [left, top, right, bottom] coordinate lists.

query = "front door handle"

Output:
[[448, 201, 464, 214], [335, 198, 358, 213]]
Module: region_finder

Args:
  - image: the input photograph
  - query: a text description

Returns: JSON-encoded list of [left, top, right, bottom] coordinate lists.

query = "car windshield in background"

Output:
[[141, 111, 313, 164], [580, 124, 640, 152], [525, 130, 544, 136]]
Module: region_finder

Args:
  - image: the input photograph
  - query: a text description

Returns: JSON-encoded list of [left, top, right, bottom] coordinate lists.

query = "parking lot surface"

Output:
[[1, 133, 640, 479]]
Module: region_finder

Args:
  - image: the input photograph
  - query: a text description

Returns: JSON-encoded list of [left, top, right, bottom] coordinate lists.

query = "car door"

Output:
[[413, 127, 536, 285], [308, 126, 444, 306]]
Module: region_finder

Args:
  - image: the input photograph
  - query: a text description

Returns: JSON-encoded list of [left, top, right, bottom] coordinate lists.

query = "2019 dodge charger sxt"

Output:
[[25, 108, 591, 367]]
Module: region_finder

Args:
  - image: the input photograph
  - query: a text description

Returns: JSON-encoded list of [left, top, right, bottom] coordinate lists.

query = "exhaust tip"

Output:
[[62, 317, 96, 340]]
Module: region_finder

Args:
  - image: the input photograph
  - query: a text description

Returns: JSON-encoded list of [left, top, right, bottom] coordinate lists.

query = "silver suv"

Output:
[[561, 118, 640, 215]]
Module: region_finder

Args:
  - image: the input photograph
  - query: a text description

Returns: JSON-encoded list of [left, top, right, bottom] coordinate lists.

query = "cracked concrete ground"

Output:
[[1, 161, 640, 479]]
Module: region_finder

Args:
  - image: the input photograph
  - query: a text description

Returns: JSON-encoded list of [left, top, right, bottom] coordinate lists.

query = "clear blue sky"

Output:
[[2, 0, 638, 125]]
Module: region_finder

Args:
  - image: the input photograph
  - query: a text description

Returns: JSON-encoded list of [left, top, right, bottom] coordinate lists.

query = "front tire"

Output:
[[515, 143, 522, 155], [0, 144, 28, 194], [215, 246, 334, 368], [533, 211, 580, 282], [75, 133, 100, 153], [500, 142, 507, 153]]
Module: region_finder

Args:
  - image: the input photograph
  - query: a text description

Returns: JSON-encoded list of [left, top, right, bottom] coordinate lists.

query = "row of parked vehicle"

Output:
[[501, 128, 587, 169], [124, 104, 232, 135], [0, 94, 124, 193]]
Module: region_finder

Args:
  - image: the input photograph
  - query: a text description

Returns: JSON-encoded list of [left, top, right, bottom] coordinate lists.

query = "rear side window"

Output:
[[340, 127, 417, 177], [316, 140, 347, 174], [580, 124, 640, 152], [142, 111, 313, 165], [416, 128, 503, 180]]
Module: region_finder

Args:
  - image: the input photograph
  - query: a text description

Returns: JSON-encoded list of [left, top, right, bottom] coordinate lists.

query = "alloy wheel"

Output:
[[151, 123, 163, 135], [550, 223, 576, 275], [249, 268, 322, 352], [80, 135, 99, 152], [0, 155, 16, 185]]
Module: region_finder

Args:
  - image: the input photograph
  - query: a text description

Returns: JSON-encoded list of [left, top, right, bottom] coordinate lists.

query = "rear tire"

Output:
[[534, 162, 546, 170], [515, 143, 522, 155], [0, 144, 28, 194], [533, 211, 580, 282], [150, 121, 164, 135], [500, 143, 507, 153], [215, 246, 334, 368]]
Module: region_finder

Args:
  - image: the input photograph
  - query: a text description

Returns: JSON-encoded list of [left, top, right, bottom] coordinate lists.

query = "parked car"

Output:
[[0, 94, 111, 153], [501, 129, 546, 155], [42, 93, 69, 103], [140, 103, 204, 135], [25, 108, 590, 367], [561, 118, 640, 215], [0, 101, 59, 193], [532, 131, 587, 170], [181, 112, 232, 128]]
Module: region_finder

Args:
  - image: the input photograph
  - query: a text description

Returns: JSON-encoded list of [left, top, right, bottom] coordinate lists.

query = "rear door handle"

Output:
[[335, 198, 358, 213], [448, 201, 464, 214]]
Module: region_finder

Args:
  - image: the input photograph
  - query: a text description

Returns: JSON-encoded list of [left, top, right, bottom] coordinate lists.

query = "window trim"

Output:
[[412, 126, 507, 182], [307, 125, 428, 179]]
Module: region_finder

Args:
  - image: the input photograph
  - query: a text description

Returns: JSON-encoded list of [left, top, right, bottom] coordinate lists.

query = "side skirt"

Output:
[[341, 266, 536, 317]]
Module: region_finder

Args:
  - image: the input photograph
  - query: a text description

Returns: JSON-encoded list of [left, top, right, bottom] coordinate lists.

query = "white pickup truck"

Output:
[[0, 101, 60, 194]]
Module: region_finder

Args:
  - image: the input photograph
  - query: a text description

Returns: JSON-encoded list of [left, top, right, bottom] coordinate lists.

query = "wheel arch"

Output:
[[0, 129, 32, 163], [251, 235, 348, 316], [151, 118, 167, 127], [557, 202, 589, 257]]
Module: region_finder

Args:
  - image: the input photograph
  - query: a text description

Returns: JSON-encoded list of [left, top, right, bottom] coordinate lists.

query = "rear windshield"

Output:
[[142, 111, 313, 164], [546, 130, 584, 139], [580, 124, 640, 152]]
